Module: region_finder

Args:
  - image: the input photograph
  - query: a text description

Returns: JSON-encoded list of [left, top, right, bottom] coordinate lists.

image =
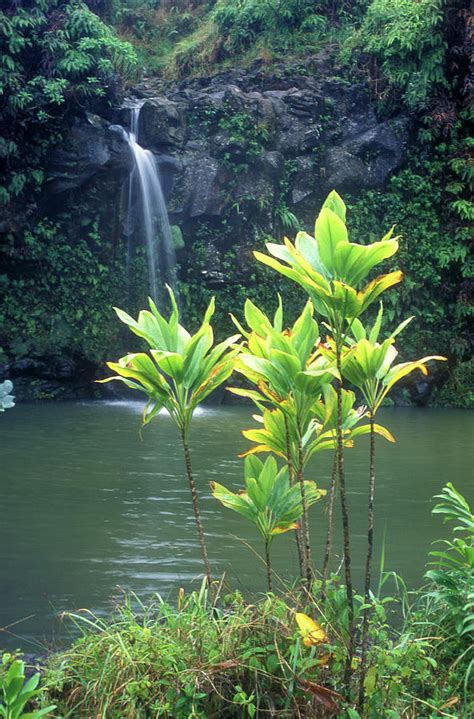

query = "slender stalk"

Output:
[[181, 431, 212, 585], [321, 449, 338, 586], [296, 424, 313, 591], [335, 345, 355, 682], [358, 414, 376, 709], [284, 414, 306, 580], [264, 539, 273, 592]]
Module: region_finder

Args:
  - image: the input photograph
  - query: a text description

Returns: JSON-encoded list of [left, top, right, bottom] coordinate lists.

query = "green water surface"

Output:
[[0, 402, 472, 651]]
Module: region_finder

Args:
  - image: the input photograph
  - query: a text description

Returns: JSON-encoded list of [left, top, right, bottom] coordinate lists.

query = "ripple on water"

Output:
[[1, 403, 472, 651]]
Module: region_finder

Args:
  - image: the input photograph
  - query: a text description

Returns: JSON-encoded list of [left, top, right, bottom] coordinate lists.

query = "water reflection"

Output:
[[0, 402, 472, 650]]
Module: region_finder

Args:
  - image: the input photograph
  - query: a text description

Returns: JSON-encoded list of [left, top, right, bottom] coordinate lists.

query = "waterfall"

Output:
[[124, 102, 177, 307]]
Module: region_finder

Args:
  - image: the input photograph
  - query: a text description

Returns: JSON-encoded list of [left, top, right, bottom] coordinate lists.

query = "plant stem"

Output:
[[284, 414, 306, 580], [181, 432, 212, 585], [265, 539, 273, 592], [335, 347, 355, 682], [297, 424, 313, 591], [321, 449, 338, 587], [358, 414, 376, 709]]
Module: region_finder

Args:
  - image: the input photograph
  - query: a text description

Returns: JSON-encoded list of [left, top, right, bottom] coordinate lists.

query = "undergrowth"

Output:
[[25, 485, 472, 717], [113, 1, 366, 77], [38, 572, 473, 718]]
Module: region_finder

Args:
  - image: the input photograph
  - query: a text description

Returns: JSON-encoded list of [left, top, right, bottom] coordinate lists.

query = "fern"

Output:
[[426, 483, 474, 638], [0, 0, 138, 205], [345, 0, 448, 109]]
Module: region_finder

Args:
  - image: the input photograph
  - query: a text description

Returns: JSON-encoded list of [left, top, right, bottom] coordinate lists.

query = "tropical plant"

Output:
[[254, 191, 402, 336], [100, 287, 240, 584], [0, 655, 55, 719], [426, 483, 474, 639], [254, 189, 403, 673], [0, 381, 14, 412], [274, 204, 300, 234], [230, 297, 338, 585], [240, 404, 338, 467], [211, 455, 325, 590], [340, 306, 446, 705], [344, 308, 446, 414], [239, 383, 394, 595]]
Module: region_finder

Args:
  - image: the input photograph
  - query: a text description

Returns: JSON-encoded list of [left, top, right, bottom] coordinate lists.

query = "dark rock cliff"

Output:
[[39, 58, 411, 278], [123, 60, 409, 291], [1, 58, 417, 400]]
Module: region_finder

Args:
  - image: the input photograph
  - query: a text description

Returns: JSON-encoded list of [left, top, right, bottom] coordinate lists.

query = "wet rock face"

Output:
[[15, 60, 411, 291], [324, 117, 411, 191], [138, 98, 188, 150], [0, 356, 98, 401], [41, 60, 410, 251], [41, 59, 408, 299], [128, 65, 409, 239], [46, 113, 133, 194]]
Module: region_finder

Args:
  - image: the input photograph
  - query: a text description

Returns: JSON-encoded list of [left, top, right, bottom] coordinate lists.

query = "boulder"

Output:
[[138, 98, 188, 150], [182, 157, 229, 218], [324, 117, 410, 191], [46, 115, 132, 194], [291, 156, 319, 206]]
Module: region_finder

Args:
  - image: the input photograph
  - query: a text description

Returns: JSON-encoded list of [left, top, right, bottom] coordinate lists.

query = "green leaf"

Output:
[[314, 207, 348, 274], [322, 189, 347, 222]]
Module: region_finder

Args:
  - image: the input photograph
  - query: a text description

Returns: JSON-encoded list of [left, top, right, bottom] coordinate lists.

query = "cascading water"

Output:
[[124, 101, 177, 306]]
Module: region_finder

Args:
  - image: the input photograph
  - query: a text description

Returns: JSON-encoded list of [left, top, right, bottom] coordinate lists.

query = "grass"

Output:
[[36, 571, 474, 718], [113, 1, 354, 80], [43, 582, 335, 718]]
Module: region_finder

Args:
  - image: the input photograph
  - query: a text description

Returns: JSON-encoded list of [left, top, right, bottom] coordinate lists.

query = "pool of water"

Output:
[[0, 401, 472, 651]]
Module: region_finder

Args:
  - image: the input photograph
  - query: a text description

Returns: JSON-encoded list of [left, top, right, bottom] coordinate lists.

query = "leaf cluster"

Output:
[[0, 0, 138, 206], [0, 655, 55, 719], [211, 455, 324, 543], [426, 483, 474, 640], [101, 287, 239, 434]]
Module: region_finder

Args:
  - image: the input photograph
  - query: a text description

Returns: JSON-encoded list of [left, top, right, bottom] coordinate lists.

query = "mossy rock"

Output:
[[171, 225, 185, 250]]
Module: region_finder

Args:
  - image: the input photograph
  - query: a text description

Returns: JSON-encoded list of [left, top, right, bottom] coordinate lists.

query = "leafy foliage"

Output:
[[0, 219, 134, 371], [43, 588, 342, 718], [0, 655, 55, 719], [254, 190, 403, 338], [41, 512, 474, 717], [113, 1, 200, 73], [212, 455, 323, 542], [426, 483, 474, 639], [168, 0, 367, 75], [102, 288, 239, 433], [212, 454, 325, 589], [343, 305, 446, 412], [346, 139, 473, 386], [219, 108, 270, 171], [343, 0, 449, 109], [343, 1, 473, 405], [433, 358, 474, 408], [0, 0, 137, 205]]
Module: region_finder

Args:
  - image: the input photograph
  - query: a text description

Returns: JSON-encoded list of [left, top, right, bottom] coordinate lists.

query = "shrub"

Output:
[[0, 0, 137, 205]]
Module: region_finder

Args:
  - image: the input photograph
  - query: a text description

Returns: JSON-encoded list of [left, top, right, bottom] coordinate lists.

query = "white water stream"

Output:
[[125, 102, 177, 306]]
